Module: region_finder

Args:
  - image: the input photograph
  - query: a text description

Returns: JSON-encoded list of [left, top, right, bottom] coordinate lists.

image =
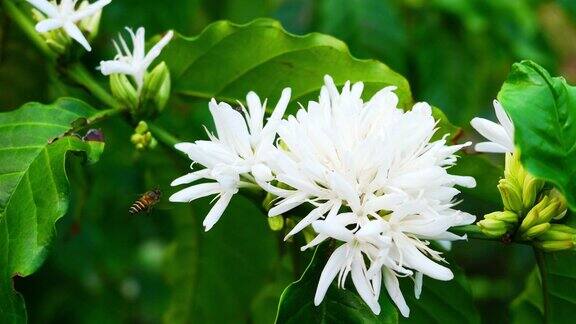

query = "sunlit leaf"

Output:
[[0, 99, 104, 323], [498, 60, 576, 210], [160, 18, 413, 109]]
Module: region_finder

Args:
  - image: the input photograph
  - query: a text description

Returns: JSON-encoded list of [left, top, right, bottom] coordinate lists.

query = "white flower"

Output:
[[27, 0, 111, 51], [470, 100, 515, 153], [264, 76, 475, 316], [169, 88, 291, 231], [98, 27, 174, 92], [312, 216, 384, 315]]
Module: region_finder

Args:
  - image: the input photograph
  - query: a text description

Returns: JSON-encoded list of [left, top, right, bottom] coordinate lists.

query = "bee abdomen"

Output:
[[129, 200, 147, 214]]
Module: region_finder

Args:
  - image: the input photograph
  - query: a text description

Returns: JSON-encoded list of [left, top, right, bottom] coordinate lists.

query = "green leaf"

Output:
[[510, 269, 544, 324], [163, 196, 282, 324], [534, 250, 576, 324], [275, 244, 398, 324], [0, 99, 104, 323], [161, 18, 412, 109], [497, 60, 576, 210], [399, 254, 481, 324]]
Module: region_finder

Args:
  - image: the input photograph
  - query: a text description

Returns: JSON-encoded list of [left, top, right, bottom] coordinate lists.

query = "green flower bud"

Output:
[[537, 201, 561, 224], [478, 218, 509, 238], [110, 74, 139, 112], [268, 215, 284, 231], [534, 240, 575, 252], [498, 179, 523, 213], [131, 133, 144, 145], [521, 222, 550, 241], [537, 224, 576, 242], [522, 176, 544, 211], [549, 189, 568, 220], [135, 121, 149, 135], [484, 211, 519, 224], [130, 122, 157, 151], [519, 196, 550, 233], [504, 153, 526, 186], [140, 62, 171, 116]]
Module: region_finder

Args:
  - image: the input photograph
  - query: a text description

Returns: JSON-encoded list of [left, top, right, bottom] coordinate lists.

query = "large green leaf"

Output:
[[535, 250, 576, 324], [497, 60, 576, 210], [510, 251, 576, 324], [163, 196, 281, 324], [275, 244, 398, 324], [0, 99, 104, 323], [160, 18, 412, 109], [510, 269, 544, 324]]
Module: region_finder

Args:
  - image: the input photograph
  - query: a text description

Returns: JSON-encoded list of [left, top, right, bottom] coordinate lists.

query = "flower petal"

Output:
[[203, 191, 234, 231], [35, 18, 63, 32], [169, 182, 220, 202], [27, 0, 58, 17], [63, 22, 91, 51], [314, 245, 347, 306], [383, 269, 410, 318]]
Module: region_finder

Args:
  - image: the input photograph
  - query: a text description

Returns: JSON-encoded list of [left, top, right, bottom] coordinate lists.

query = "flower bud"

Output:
[[537, 224, 576, 242], [519, 196, 550, 233], [110, 74, 139, 112], [477, 218, 509, 238], [549, 189, 568, 220], [504, 153, 526, 186], [130, 121, 157, 151], [135, 121, 149, 134], [484, 211, 518, 224], [534, 240, 575, 252], [268, 215, 284, 231], [537, 201, 561, 224], [520, 223, 550, 241], [522, 176, 544, 211], [498, 179, 523, 214], [140, 62, 171, 116]]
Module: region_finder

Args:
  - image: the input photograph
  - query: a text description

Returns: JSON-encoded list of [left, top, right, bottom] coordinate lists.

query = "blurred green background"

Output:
[[2, 0, 576, 323]]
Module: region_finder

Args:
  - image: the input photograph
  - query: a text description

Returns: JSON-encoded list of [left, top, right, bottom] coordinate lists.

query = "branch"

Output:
[[66, 64, 120, 109]]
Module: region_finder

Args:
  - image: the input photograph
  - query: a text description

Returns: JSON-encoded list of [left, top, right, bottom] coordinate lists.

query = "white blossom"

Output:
[[470, 100, 515, 153], [264, 76, 475, 316], [169, 75, 475, 317], [27, 0, 111, 51], [169, 88, 291, 231], [99, 27, 174, 92]]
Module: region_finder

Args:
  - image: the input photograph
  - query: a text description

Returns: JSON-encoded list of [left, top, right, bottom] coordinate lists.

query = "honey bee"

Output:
[[129, 188, 161, 215]]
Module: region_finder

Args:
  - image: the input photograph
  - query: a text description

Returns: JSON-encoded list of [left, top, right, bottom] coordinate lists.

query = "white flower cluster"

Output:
[[27, 1, 172, 85], [170, 75, 476, 317]]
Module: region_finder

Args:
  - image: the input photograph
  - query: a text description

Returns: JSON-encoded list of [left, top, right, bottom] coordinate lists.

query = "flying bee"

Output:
[[129, 188, 162, 215]]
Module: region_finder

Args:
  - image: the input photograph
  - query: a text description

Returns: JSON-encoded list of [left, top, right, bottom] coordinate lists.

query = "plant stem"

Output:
[[450, 225, 499, 241], [3, 0, 56, 61], [148, 123, 181, 149], [534, 248, 550, 323], [66, 64, 120, 109], [87, 106, 127, 125]]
